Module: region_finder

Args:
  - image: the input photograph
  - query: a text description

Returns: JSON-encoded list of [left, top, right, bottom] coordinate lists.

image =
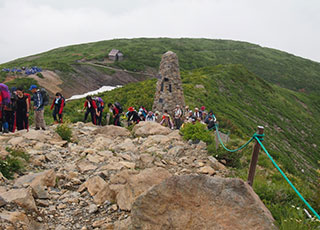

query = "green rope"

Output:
[[215, 125, 264, 152], [255, 137, 320, 221]]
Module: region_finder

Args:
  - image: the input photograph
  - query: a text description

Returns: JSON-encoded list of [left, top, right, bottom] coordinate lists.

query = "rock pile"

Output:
[[0, 121, 276, 229]]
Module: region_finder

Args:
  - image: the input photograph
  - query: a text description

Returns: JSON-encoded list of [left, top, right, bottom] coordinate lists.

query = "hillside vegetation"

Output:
[[62, 64, 320, 229], [1, 38, 320, 94]]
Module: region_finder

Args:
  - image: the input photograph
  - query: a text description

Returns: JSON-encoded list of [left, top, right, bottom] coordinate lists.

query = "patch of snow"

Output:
[[67, 85, 121, 101]]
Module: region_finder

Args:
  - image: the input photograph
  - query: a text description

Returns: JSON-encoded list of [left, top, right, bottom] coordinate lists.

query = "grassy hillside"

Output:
[[1, 38, 320, 94], [61, 64, 320, 228]]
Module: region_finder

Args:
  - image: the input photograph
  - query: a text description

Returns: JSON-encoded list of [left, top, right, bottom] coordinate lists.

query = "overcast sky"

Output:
[[0, 0, 319, 64]]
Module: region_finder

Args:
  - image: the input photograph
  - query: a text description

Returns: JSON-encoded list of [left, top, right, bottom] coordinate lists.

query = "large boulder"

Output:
[[110, 167, 171, 210], [78, 176, 115, 204], [132, 122, 172, 137], [93, 125, 130, 137], [0, 187, 37, 212], [131, 175, 276, 230], [14, 169, 56, 188]]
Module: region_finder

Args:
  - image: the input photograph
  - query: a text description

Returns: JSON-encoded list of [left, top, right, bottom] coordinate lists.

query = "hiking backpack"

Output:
[[94, 97, 104, 109], [114, 102, 123, 113], [40, 88, 49, 106], [61, 96, 66, 107]]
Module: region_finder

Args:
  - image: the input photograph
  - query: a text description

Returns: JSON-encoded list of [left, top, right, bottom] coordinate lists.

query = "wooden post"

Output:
[[247, 126, 264, 186]]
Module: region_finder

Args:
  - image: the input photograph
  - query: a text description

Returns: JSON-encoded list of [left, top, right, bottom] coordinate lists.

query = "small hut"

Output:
[[108, 49, 124, 61]]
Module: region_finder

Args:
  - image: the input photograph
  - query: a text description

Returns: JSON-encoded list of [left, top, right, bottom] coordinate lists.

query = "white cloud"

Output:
[[0, 0, 319, 64]]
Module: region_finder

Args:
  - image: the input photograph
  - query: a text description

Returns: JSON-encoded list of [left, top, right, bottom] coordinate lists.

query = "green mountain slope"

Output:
[[63, 64, 320, 228], [1, 38, 320, 94]]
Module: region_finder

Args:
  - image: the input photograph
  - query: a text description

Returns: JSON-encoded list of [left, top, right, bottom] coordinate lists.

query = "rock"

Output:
[[110, 167, 171, 210], [0, 211, 47, 230], [120, 161, 136, 169], [208, 155, 226, 171], [0, 187, 37, 211], [0, 195, 6, 207], [7, 136, 24, 146], [31, 184, 49, 199], [114, 217, 131, 230], [131, 175, 276, 230], [139, 154, 154, 168], [0, 172, 8, 184], [22, 129, 51, 141], [87, 154, 104, 163], [79, 176, 115, 204], [113, 138, 137, 152], [133, 122, 172, 137], [93, 125, 130, 137], [92, 136, 114, 151], [77, 160, 98, 173], [198, 166, 215, 175], [88, 203, 98, 214], [168, 146, 184, 157], [14, 169, 56, 188]]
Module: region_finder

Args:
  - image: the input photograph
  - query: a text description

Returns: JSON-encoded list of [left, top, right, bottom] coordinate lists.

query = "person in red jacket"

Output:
[[83, 96, 99, 125], [50, 92, 65, 124]]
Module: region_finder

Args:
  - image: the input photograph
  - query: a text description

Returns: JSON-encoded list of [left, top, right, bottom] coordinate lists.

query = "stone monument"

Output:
[[152, 51, 185, 116]]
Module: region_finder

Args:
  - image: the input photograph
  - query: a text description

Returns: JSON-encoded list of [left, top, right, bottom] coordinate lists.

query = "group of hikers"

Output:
[[124, 105, 217, 130], [0, 84, 65, 133], [1, 83, 217, 133]]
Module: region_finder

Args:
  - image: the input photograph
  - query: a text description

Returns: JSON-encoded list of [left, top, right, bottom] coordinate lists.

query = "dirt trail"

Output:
[[29, 70, 63, 95]]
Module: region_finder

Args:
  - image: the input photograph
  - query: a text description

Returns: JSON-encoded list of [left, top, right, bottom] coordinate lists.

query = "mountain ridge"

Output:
[[1, 38, 320, 95]]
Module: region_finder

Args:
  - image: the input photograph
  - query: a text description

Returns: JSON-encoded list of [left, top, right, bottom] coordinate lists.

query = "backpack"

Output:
[[94, 97, 104, 109], [61, 96, 66, 107], [114, 102, 123, 113], [40, 88, 49, 106]]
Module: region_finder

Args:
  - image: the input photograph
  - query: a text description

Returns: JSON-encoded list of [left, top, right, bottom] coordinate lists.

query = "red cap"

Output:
[[128, 107, 134, 112]]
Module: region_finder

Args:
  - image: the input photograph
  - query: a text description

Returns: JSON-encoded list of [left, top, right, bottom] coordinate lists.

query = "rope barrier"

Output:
[[214, 125, 264, 152], [214, 124, 320, 220], [255, 137, 320, 221]]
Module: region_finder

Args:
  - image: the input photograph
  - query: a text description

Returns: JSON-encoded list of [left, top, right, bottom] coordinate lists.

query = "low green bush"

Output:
[[180, 122, 214, 144], [56, 123, 72, 142], [0, 148, 30, 179], [36, 72, 44, 78]]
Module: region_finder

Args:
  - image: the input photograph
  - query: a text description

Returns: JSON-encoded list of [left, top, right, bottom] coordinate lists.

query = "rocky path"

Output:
[[0, 122, 232, 230]]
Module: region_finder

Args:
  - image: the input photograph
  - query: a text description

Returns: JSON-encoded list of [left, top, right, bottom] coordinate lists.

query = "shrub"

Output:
[[180, 122, 214, 144], [0, 148, 30, 179], [36, 72, 44, 79], [56, 123, 72, 142]]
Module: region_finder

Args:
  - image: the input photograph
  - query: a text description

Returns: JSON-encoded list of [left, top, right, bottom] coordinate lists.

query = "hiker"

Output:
[[50, 92, 65, 124], [93, 97, 104, 126], [206, 116, 216, 130], [201, 110, 208, 122], [154, 111, 161, 123], [160, 110, 173, 129], [29, 85, 46, 130], [0, 83, 11, 133], [108, 102, 121, 126], [173, 105, 183, 129], [83, 96, 99, 125], [139, 112, 145, 121], [205, 110, 217, 123], [15, 87, 29, 131], [127, 107, 140, 125], [200, 106, 206, 119], [193, 107, 201, 121], [185, 110, 194, 123], [146, 111, 155, 122], [3, 87, 17, 132], [139, 106, 147, 118]]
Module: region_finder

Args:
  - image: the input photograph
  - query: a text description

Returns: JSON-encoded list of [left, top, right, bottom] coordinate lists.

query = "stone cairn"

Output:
[[152, 51, 185, 117]]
